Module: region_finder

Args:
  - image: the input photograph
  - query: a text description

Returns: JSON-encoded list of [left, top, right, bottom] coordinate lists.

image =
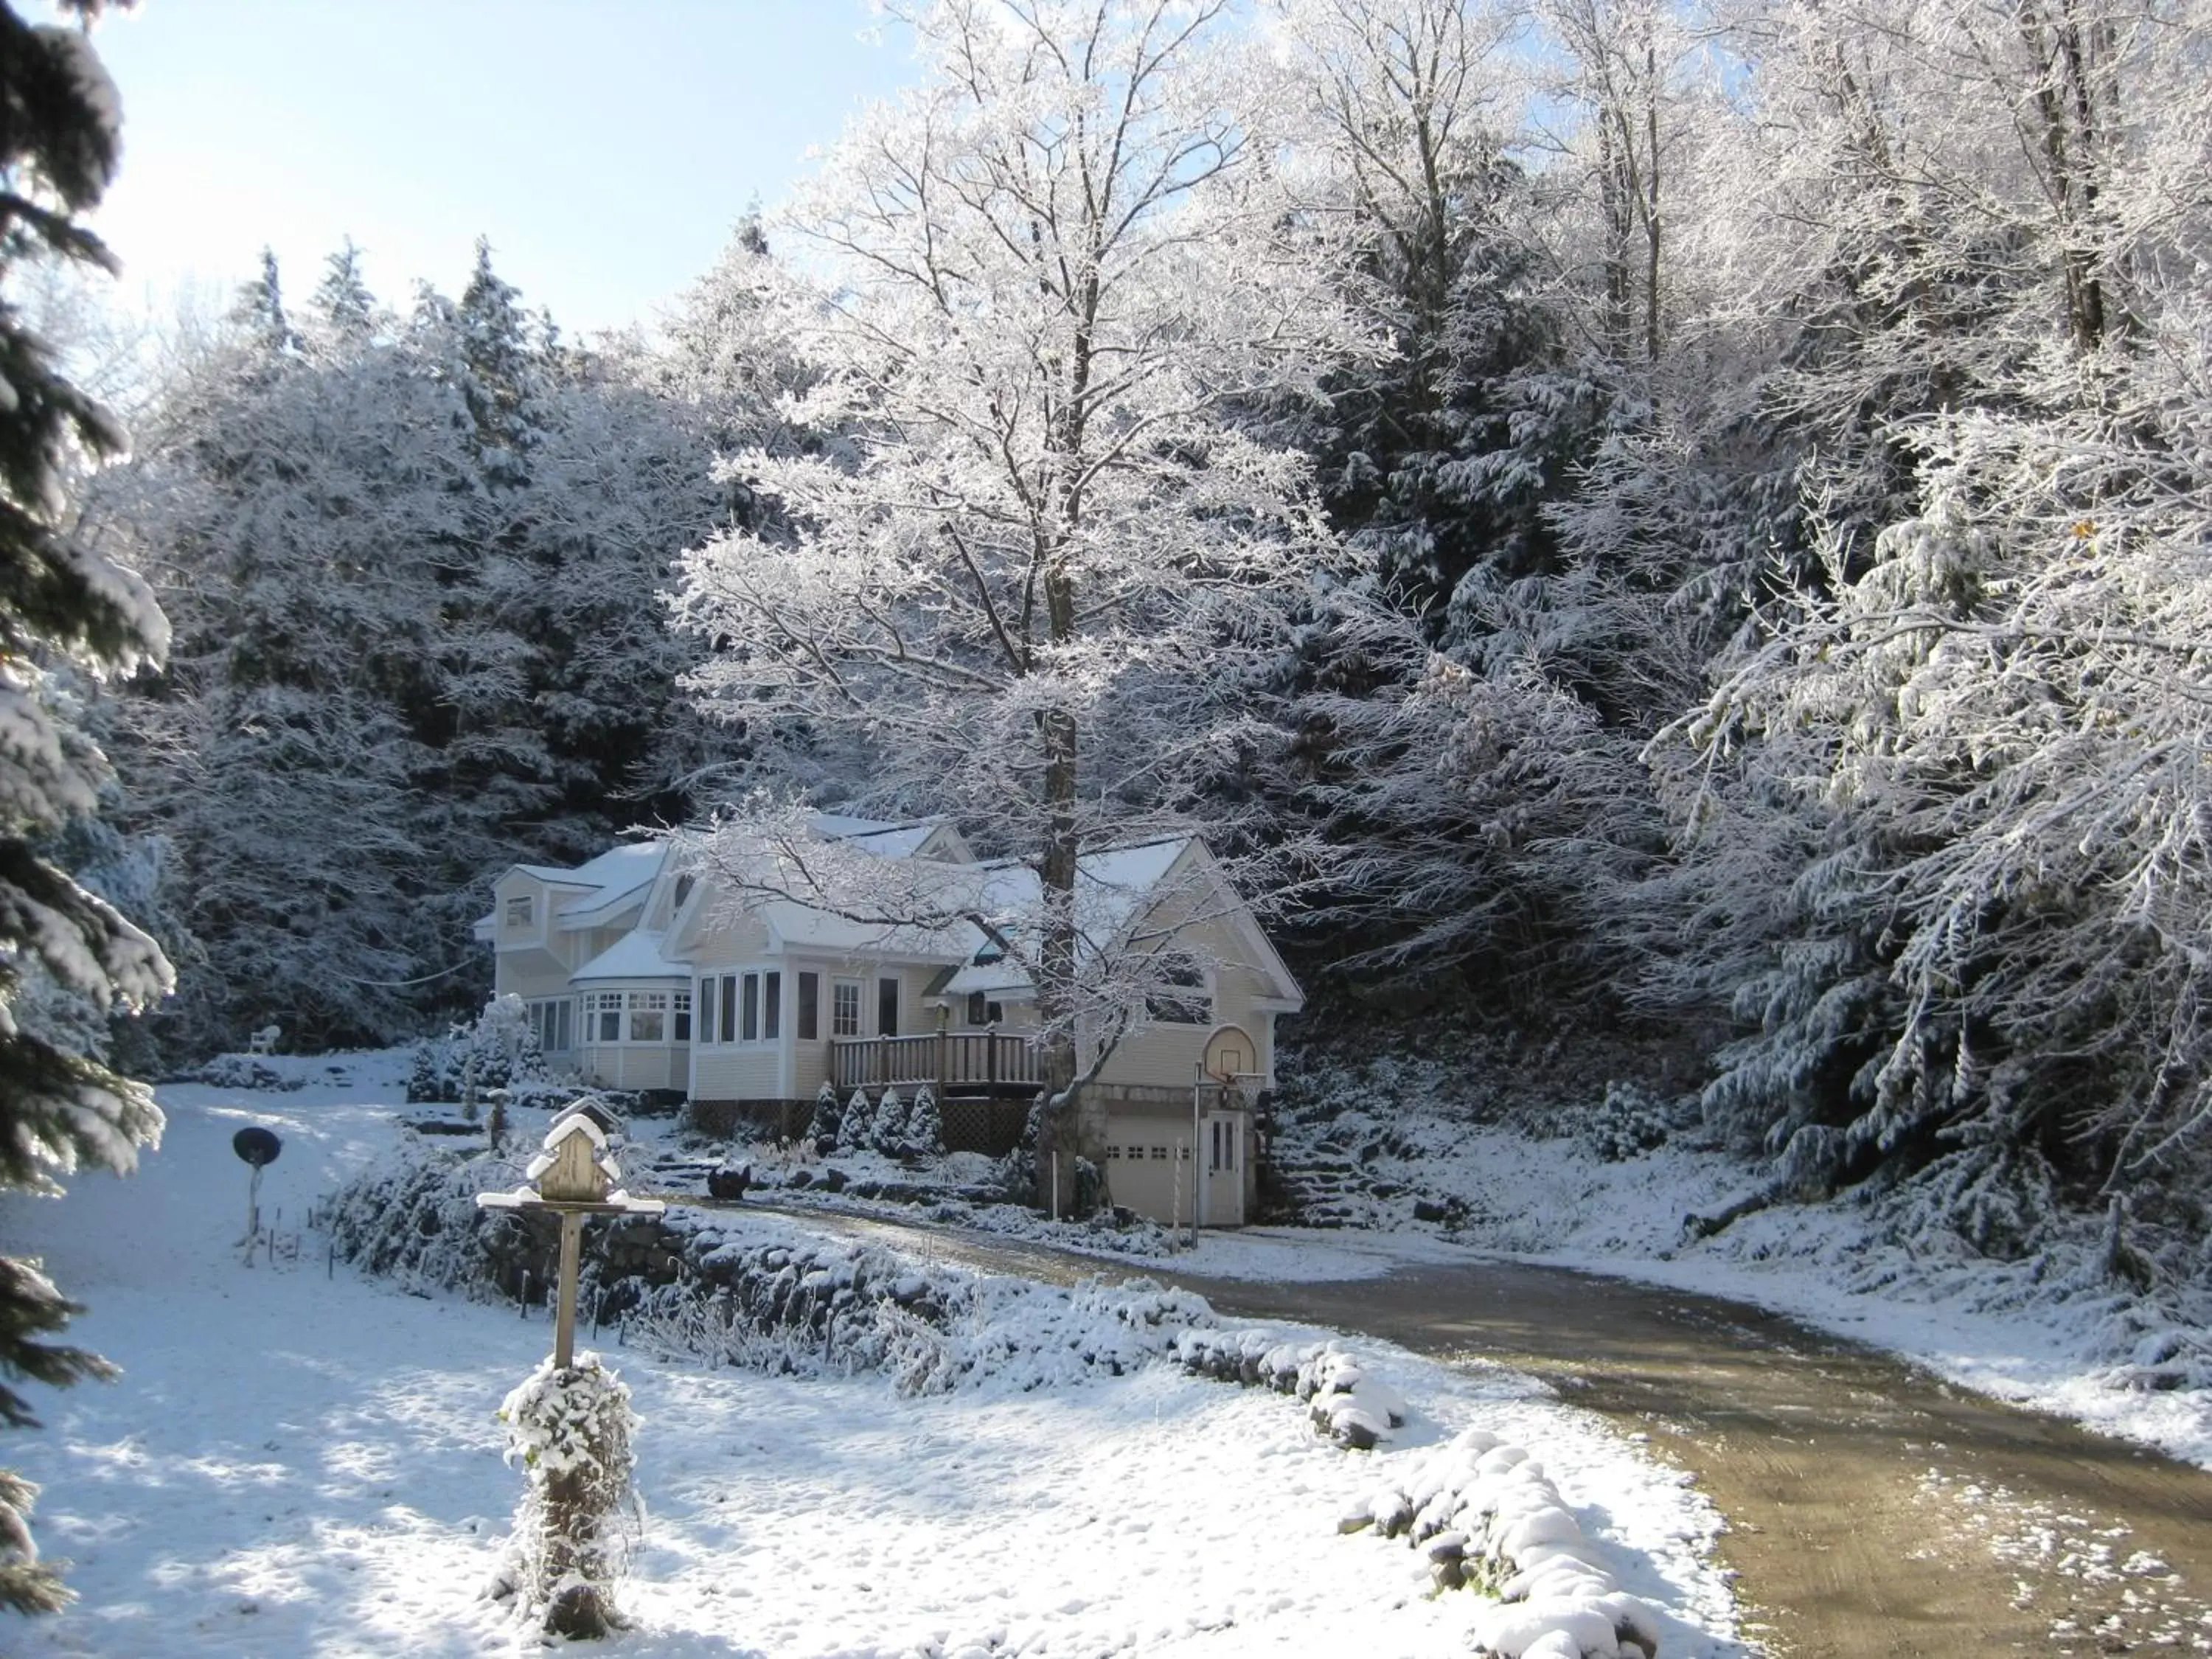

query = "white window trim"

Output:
[[579, 987, 692, 1046], [698, 969, 785, 1046], [831, 978, 863, 1040]]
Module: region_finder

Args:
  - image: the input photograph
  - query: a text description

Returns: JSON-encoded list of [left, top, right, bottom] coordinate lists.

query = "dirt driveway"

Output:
[[769, 1205, 2212, 1658]]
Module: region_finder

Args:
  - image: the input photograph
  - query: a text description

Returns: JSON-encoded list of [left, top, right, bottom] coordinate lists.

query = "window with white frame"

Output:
[[1144, 955, 1211, 1025], [528, 997, 572, 1054], [588, 992, 623, 1044], [697, 978, 716, 1045], [735, 970, 781, 1042], [796, 972, 819, 1040], [627, 990, 668, 1044], [832, 979, 862, 1038], [672, 989, 692, 1043], [505, 894, 533, 927]]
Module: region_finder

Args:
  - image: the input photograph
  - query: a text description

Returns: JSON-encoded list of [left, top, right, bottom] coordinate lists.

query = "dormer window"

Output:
[[672, 874, 695, 912], [505, 895, 533, 928]]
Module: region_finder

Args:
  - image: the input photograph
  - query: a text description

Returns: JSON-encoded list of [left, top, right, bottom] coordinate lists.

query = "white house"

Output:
[[472, 815, 1304, 1226]]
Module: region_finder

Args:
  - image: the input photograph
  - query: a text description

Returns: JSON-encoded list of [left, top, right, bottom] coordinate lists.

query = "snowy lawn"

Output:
[[0, 1057, 1742, 1658]]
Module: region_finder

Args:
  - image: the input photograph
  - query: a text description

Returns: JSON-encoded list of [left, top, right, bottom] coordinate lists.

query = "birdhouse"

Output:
[[528, 1115, 616, 1204]]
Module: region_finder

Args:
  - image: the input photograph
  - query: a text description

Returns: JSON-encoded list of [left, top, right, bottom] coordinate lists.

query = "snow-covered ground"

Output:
[[1171, 1121, 2212, 1474], [610, 1084, 2212, 1475], [0, 1056, 1742, 1658]]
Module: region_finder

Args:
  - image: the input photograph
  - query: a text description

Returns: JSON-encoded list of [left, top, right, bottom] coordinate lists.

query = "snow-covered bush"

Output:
[[838, 1085, 874, 1152], [183, 1052, 305, 1093], [323, 1145, 516, 1293], [873, 1085, 906, 1155], [1579, 1081, 1679, 1164], [498, 1352, 639, 1639], [904, 1085, 944, 1158], [806, 1080, 841, 1151], [1174, 1328, 1408, 1450], [407, 995, 546, 1105], [1341, 1425, 1662, 1658]]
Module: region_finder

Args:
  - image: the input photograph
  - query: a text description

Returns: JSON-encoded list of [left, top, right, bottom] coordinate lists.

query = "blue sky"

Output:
[[72, 0, 918, 335]]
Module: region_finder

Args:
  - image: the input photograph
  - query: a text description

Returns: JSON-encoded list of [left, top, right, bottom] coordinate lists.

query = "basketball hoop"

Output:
[[1200, 1023, 1255, 1087]]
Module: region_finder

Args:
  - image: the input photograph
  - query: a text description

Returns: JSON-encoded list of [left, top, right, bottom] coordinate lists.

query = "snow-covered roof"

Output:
[[571, 929, 687, 984], [939, 959, 1035, 1001], [504, 842, 668, 932], [518, 841, 665, 893], [810, 814, 952, 860], [971, 838, 1194, 958], [699, 830, 981, 961]]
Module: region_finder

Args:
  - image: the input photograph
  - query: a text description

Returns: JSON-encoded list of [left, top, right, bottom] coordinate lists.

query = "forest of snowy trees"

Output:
[[23, 0, 2212, 1252]]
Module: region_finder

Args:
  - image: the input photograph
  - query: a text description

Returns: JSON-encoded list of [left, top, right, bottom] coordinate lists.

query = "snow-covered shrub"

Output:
[[323, 1144, 515, 1293], [1580, 1081, 1677, 1164], [406, 994, 546, 1105], [1340, 1425, 1662, 1658], [806, 1080, 841, 1151], [1173, 1329, 1408, 1450], [405, 1040, 452, 1105], [873, 1085, 906, 1155], [184, 1053, 304, 1092], [904, 1085, 944, 1158], [838, 1085, 874, 1151], [498, 1352, 639, 1639]]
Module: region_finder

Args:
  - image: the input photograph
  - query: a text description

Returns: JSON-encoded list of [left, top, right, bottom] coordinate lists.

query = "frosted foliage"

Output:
[[672, 0, 1373, 1126], [1667, 220, 2212, 1223], [840, 1086, 874, 1153], [498, 1352, 639, 1638], [0, 5, 175, 1618], [1294, 622, 1658, 975], [806, 1080, 842, 1149], [94, 245, 730, 1052]]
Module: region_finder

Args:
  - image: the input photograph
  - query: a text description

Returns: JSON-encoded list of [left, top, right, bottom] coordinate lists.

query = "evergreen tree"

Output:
[[905, 1085, 944, 1160], [807, 1080, 841, 1152], [0, 0, 175, 1614]]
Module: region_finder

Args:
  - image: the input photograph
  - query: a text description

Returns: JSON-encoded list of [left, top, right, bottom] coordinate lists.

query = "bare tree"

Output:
[[672, 0, 1368, 1210]]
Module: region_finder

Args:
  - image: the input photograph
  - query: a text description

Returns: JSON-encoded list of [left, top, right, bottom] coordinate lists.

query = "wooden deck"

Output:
[[830, 1032, 1043, 1098]]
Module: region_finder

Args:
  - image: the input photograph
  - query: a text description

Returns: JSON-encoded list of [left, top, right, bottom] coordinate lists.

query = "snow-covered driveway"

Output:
[[799, 1206, 2212, 1659]]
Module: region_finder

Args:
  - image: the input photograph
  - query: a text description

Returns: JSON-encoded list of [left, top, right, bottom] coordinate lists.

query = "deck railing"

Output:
[[830, 1032, 1043, 1096]]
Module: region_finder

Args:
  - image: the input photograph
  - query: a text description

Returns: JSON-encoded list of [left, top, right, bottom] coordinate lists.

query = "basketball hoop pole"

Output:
[[1191, 1062, 1203, 1246]]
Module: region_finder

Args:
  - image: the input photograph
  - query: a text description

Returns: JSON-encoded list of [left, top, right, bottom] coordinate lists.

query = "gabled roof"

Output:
[[688, 824, 979, 962], [571, 928, 687, 984], [939, 838, 1303, 1010], [490, 817, 1299, 1014], [545, 844, 668, 931], [810, 814, 964, 861]]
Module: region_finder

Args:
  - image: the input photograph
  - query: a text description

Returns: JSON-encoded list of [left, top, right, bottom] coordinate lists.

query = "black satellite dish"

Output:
[[232, 1127, 282, 1168]]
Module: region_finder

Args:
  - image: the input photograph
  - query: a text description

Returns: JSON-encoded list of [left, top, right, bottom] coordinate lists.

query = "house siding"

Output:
[[495, 956, 573, 1004], [689, 910, 773, 966], [692, 1048, 782, 1100], [579, 1043, 687, 1092]]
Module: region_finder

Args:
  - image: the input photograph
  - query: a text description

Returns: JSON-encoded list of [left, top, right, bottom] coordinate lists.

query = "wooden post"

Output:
[[553, 1211, 584, 1369], [935, 1029, 946, 1097]]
